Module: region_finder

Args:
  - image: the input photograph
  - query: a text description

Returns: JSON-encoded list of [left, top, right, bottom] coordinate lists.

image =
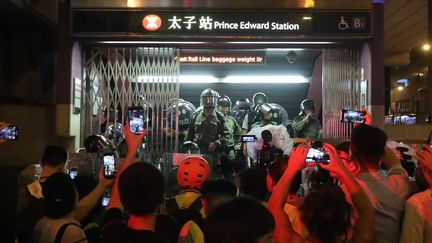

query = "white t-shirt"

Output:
[[400, 188, 432, 243], [33, 216, 87, 243], [355, 165, 411, 243], [242, 114, 250, 130]]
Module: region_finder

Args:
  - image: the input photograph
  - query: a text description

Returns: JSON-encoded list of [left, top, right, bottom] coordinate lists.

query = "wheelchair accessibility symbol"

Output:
[[338, 16, 349, 30]]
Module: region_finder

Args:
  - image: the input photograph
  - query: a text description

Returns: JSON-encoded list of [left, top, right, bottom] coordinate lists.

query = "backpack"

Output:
[[165, 196, 204, 230]]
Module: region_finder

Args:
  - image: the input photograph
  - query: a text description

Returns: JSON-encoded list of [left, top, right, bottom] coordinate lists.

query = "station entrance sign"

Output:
[[72, 10, 371, 38]]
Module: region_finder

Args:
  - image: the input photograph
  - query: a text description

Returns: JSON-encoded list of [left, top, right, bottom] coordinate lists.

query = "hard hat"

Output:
[[177, 156, 211, 190]]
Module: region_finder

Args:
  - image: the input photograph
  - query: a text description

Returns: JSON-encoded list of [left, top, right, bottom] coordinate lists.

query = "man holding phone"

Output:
[[292, 99, 321, 139]]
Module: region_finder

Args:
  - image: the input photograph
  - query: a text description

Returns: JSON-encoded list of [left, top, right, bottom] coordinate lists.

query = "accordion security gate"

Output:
[[82, 47, 180, 161], [322, 49, 362, 139]]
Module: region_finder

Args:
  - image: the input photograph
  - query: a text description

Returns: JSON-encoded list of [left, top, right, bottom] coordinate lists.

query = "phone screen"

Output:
[[306, 148, 330, 163], [128, 107, 144, 134], [242, 135, 257, 143], [0, 125, 18, 140], [102, 195, 110, 207], [69, 168, 78, 180], [103, 154, 116, 178], [341, 110, 365, 123]]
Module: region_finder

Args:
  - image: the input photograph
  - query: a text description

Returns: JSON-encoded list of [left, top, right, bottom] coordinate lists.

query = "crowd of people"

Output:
[[10, 95, 432, 243]]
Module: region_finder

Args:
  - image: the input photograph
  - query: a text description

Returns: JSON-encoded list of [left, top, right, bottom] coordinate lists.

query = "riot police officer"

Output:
[[217, 95, 243, 179], [185, 88, 228, 173], [232, 98, 252, 126], [164, 98, 196, 152], [242, 92, 268, 133], [251, 103, 278, 129], [292, 99, 321, 138]]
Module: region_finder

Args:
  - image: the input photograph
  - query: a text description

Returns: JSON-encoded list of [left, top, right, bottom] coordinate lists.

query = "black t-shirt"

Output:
[[100, 208, 170, 243]]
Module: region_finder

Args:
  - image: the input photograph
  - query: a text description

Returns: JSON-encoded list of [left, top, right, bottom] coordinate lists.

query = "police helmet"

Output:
[[300, 99, 315, 112], [253, 92, 268, 107], [84, 134, 110, 153], [180, 141, 200, 154], [200, 88, 219, 108], [235, 98, 252, 111], [217, 95, 232, 110], [256, 103, 274, 115]]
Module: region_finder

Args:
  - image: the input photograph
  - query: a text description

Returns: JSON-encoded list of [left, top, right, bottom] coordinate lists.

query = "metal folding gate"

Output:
[[82, 47, 180, 160], [322, 48, 363, 139]]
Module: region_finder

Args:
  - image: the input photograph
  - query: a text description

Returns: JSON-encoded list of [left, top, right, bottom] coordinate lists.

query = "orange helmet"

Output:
[[177, 156, 211, 190]]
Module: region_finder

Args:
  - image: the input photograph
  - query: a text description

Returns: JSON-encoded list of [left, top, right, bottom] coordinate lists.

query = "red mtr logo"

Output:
[[142, 14, 162, 31]]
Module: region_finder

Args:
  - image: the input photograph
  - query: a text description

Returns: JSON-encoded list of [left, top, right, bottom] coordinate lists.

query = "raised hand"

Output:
[[414, 145, 432, 186], [122, 121, 146, 151], [287, 144, 309, 173], [320, 143, 349, 179]]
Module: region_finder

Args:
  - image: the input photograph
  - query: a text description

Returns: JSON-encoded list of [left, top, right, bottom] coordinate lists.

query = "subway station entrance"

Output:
[[63, 1, 381, 186], [72, 7, 374, 146]]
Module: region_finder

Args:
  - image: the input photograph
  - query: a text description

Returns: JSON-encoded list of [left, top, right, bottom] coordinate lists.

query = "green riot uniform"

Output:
[[251, 120, 277, 130], [292, 115, 322, 138], [224, 115, 243, 160], [185, 109, 228, 168]]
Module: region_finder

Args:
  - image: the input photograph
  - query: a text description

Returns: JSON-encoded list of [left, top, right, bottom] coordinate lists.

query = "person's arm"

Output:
[[185, 113, 196, 143], [233, 119, 243, 149], [63, 224, 88, 243], [381, 146, 410, 196], [212, 114, 229, 150], [107, 122, 146, 212], [291, 116, 309, 132], [267, 145, 309, 243], [399, 197, 425, 243], [72, 166, 113, 221], [242, 114, 249, 134], [321, 144, 374, 243], [414, 145, 432, 186]]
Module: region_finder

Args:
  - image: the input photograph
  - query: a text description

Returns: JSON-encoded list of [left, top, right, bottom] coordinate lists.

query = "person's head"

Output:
[[119, 162, 165, 216], [300, 99, 315, 115], [177, 156, 211, 190], [43, 172, 77, 219], [256, 103, 273, 121], [204, 197, 275, 243], [300, 185, 352, 243], [41, 145, 67, 170], [201, 179, 237, 214], [217, 95, 232, 114], [350, 124, 388, 166], [237, 168, 268, 201], [235, 98, 251, 114], [200, 88, 219, 109], [73, 175, 103, 222], [263, 112, 272, 121], [266, 155, 301, 194], [180, 141, 200, 154]]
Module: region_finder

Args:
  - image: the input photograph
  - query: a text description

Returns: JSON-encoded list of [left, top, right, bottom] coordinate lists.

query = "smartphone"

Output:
[[128, 106, 144, 134], [101, 191, 110, 207], [69, 167, 78, 180], [0, 125, 19, 140], [340, 110, 365, 124], [306, 141, 330, 163], [242, 135, 257, 143], [103, 153, 116, 179]]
